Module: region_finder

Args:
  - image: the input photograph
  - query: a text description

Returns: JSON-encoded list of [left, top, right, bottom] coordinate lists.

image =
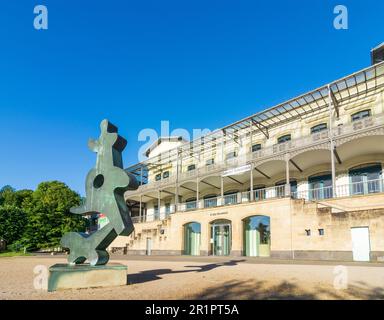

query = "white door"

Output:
[[351, 227, 370, 262]]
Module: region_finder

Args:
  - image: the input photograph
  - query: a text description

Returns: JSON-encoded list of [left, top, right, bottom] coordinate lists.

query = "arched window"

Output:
[[184, 222, 201, 256], [243, 216, 271, 257], [311, 123, 327, 134], [349, 163, 382, 195], [277, 134, 291, 144], [163, 171, 170, 179], [308, 173, 333, 200], [251, 144, 262, 152], [351, 109, 371, 122]]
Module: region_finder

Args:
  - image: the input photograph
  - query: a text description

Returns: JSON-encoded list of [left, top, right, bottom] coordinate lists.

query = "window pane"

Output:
[[277, 134, 291, 144], [352, 110, 371, 122], [311, 123, 327, 134], [252, 144, 261, 152]]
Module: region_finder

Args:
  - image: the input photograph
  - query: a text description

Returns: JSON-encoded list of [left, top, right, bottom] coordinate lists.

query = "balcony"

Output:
[[132, 178, 384, 224], [292, 178, 384, 200], [131, 115, 382, 194], [176, 184, 287, 212]]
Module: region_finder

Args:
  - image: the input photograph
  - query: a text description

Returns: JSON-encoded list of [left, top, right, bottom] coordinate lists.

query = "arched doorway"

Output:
[[184, 222, 201, 256], [210, 219, 231, 256], [243, 216, 271, 257]]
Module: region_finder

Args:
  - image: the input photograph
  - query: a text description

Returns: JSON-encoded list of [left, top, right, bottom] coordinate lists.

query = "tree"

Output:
[[0, 205, 27, 246], [0, 185, 16, 206], [21, 181, 87, 250]]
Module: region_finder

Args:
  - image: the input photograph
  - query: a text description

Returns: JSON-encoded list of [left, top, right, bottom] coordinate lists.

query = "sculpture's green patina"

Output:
[[60, 120, 138, 266]]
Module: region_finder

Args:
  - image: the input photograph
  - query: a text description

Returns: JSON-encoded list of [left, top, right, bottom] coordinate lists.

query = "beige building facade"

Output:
[[110, 46, 384, 262]]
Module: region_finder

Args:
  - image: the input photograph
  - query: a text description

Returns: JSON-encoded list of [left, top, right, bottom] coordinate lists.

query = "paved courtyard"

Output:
[[0, 255, 384, 300]]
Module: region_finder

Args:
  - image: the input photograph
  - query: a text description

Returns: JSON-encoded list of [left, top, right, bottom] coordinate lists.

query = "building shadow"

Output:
[[127, 259, 245, 285], [189, 279, 384, 300]]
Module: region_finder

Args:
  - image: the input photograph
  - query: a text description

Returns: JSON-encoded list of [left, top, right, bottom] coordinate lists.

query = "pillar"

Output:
[[250, 163, 254, 201], [328, 85, 337, 198], [285, 154, 291, 196], [196, 177, 199, 209]]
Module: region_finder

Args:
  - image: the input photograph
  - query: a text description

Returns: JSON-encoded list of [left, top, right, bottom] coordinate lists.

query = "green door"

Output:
[[212, 224, 231, 256]]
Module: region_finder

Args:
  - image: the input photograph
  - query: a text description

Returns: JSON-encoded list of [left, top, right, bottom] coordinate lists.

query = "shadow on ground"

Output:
[[127, 260, 245, 285], [190, 279, 384, 300]]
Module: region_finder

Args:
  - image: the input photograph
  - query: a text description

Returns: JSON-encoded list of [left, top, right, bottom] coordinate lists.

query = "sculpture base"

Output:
[[48, 263, 127, 292]]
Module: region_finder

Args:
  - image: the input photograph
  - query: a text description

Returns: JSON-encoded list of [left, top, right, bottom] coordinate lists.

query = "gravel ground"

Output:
[[0, 256, 383, 300]]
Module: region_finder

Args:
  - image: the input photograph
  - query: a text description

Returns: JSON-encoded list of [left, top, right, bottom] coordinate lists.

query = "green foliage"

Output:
[[21, 181, 87, 250], [0, 205, 27, 245], [0, 182, 87, 251]]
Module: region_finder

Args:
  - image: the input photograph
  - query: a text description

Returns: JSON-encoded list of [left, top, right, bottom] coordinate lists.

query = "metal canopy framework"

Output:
[[125, 61, 384, 180]]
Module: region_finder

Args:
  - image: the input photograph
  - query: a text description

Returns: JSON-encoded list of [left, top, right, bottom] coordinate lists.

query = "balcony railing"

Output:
[[292, 178, 384, 200], [132, 178, 384, 223], [176, 185, 287, 212]]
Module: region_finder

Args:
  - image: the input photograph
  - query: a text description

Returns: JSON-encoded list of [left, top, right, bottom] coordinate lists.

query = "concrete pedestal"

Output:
[[48, 263, 127, 292]]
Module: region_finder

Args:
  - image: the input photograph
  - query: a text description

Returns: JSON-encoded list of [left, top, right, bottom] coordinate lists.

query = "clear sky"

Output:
[[1, 0, 383, 195]]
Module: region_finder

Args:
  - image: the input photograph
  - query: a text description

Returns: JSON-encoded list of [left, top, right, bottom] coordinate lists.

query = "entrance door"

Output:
[[351, 227, 370, 262], [213, 224, 231, 256]]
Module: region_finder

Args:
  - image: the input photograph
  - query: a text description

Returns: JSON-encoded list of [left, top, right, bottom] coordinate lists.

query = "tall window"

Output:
[[311, 123, 327, 134], [251, 144, 261, 152], [165, 203, 171, 214], [154, 205, 159, 218], [186, 198, 197, 210], [277, 134, 291, 144], [308, 173, 333, 200], [351, 109, 371, 122], [275, 180, 297, 197], [349, 164, 382, 195], [204, 194, 218, 208]]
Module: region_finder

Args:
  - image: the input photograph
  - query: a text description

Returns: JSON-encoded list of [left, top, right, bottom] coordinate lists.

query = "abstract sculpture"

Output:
[[60, 119, 138, 266]]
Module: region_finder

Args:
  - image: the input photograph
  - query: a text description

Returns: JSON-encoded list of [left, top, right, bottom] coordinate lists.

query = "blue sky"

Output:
[[1, 0, 383, 195]]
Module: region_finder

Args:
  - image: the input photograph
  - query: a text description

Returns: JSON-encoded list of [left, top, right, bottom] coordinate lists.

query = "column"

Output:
[[175, 149, 180, 212], [139, 195, 142, 222], [196, 177, 199, 209], [285, 154, 291, 197], [158, 190, 161, 220], [328, 85, 337, 198], [221, 176, 224, 205], [250, 163, 254, 201]]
